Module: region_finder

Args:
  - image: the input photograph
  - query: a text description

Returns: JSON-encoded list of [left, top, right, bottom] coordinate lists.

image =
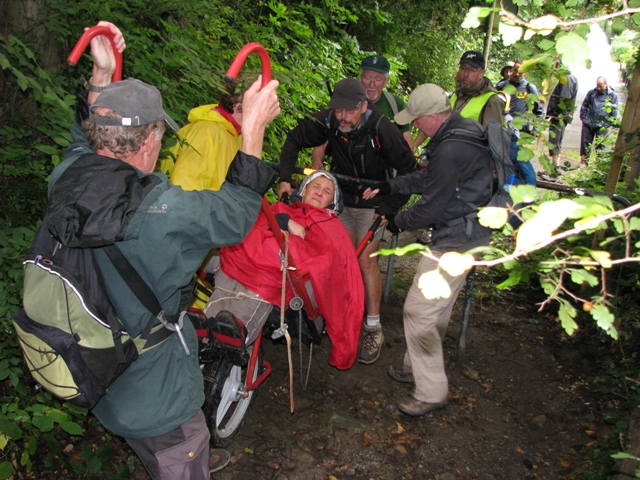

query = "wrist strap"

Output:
[[89, 77, 109, 93]]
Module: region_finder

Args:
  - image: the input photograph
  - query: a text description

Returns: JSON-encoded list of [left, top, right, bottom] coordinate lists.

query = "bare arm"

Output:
[[240, 76, 281, 158], [87, 21, 126, 105]]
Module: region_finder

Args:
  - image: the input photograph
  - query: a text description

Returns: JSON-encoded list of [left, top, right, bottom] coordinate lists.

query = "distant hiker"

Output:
[[546, 68, 578, 168], [580, 76, 618, 161]]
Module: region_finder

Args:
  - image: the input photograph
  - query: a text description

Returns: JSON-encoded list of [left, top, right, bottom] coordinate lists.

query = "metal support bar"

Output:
[[456, 266, 476, 367], [383, 232, 398, 304]]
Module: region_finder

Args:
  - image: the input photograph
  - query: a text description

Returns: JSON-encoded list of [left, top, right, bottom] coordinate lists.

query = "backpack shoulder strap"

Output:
[[382, 91, 399, 115]]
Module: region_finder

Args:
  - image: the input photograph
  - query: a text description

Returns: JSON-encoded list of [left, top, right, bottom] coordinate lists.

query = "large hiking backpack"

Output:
[[442, 121, 517, 211], [11, 154, 176, 409]]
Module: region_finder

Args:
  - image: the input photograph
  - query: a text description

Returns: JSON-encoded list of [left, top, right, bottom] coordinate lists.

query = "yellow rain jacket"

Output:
[[165, 104, 242, 191]]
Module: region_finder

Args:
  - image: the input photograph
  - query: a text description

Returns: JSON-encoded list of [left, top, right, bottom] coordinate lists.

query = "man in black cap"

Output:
[[47, 21, 280, 480], [450, 50, 505, 127], [278, 78, 417, 365]]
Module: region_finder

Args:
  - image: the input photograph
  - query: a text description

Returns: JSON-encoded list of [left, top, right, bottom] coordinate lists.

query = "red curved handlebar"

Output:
[[224, 42, 271, 88], [67, 26, 122, 82]]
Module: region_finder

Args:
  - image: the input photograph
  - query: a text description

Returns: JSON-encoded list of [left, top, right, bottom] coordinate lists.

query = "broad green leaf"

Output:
[[537, 39, 555, 51], [509, 184, 537, 206], [589, 250, 612, 268], [461, 7, 497, 29], [88, 456, 102, 475], [0, 461, 13, 480], [0, 418, 21, 440], [517, 146, 535, 161], [35, 145, 59, 155], [499, 22, 523, 46], [612, 17, 626, 35], [632, 12, 640, 26], [540, 278, 557, 296], [0, 53, 9, 69], [611, 218, 624, 234], [556, 32, 590, 71], [0, 434, 8, 451], [59, 420, 84, 436], [46, 409, 69, 423], [612, 452, 638, 460], [558, 300, 578, 336], [418, 269, 452, 300], [373, 243, 426, 258], [591, 304, 617, 339], [569, 269, 598, 287], [31, 414, 55, 432], [478, 206, 508, 229]]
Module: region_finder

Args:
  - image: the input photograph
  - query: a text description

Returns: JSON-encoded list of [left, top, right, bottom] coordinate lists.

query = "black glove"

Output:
[[371, 181, 391, 196], [386, 214, 402, 233]]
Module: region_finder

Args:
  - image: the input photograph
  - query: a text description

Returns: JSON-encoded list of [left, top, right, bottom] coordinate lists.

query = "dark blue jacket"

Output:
[[580, 86, 618, 128]]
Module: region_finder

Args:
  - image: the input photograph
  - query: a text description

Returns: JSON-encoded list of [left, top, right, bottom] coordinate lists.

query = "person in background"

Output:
[[495, 61, 515, 90], [450, 50, 505, 128], [311, 54, 419, 170], [579, 76, 618, 162], [160, 85, 246, 190], [546, 67, 578, 169], [362, 84, 493, 417], [278, 78, 417, 365], [505, 60, 542, 186]]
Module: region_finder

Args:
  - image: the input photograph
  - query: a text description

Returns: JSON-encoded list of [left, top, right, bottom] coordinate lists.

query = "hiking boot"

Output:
[[207, 310, 249, 366], [209, 448, 230, 474], [388, 365, 414, 384], [358, 324, 384, 364], [397, 396, 447, 417]]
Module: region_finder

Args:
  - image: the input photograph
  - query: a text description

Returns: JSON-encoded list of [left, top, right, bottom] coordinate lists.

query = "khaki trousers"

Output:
[[402, 252, 467, 403]]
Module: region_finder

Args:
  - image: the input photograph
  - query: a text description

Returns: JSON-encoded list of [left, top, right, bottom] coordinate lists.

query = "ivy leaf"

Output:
[[569, 269, 598, 287], [478, 206, 508, 229], [496, 268, 524, 289], [439, 252, 475, 277], [516, 199, 583, 251], [558, 300, 578, 336], [499, 22, 523, 46], [418, 269, 452, 300], [629, 216, 640, 231], [589, 250, 612, 268], [591, 304, 618, 339], [556, 32, 590, 71], [59, 420, 83, 436]]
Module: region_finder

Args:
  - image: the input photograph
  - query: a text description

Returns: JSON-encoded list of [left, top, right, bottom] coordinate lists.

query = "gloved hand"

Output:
[[385, 213, 402, 233], [372, 181, 391, 196]]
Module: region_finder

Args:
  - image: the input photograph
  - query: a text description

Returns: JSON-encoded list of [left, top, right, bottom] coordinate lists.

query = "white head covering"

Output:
[[292, 171, 343, 214]]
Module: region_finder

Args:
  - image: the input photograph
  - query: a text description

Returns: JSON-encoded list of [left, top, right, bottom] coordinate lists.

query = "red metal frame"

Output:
[[67, 26, 123, 82]]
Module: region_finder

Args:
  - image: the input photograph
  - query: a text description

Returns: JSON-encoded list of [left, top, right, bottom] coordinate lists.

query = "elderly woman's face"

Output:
[[302, 176, 335, 209]]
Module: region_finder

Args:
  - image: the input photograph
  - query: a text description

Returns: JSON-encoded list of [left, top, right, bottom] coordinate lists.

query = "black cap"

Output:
[[328, 78, 367, 110], [460, 51, 485, 70]]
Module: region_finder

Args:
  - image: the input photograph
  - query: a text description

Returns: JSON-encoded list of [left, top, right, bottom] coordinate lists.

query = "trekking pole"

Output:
[[67, 26, 123, 82], [355, 217, 383, 258]]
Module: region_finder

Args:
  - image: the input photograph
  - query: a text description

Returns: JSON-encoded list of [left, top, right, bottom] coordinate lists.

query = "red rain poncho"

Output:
[[220, 201, 364, 370]]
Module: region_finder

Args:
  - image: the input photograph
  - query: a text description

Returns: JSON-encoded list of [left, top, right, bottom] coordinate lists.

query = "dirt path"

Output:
[[213, 232, 617, 479]]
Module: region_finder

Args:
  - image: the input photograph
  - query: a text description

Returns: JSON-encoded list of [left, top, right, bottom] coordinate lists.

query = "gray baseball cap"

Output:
[[328, 78, 367, 110], [90, 78, 179, 131]]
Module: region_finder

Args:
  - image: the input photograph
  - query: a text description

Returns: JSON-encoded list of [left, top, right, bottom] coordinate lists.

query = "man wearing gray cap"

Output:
[[47, 22, 280, 479], [279, 78, 417, 365], [363, 84, 493, 416]]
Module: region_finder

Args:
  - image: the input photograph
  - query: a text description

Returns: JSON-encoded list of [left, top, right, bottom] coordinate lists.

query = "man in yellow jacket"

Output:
[[161, 89, 244, 190]]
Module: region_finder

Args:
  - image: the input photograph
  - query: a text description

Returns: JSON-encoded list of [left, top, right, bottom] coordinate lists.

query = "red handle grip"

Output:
[[67, 26, 122, 82], [224, 42, 271, 88]]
